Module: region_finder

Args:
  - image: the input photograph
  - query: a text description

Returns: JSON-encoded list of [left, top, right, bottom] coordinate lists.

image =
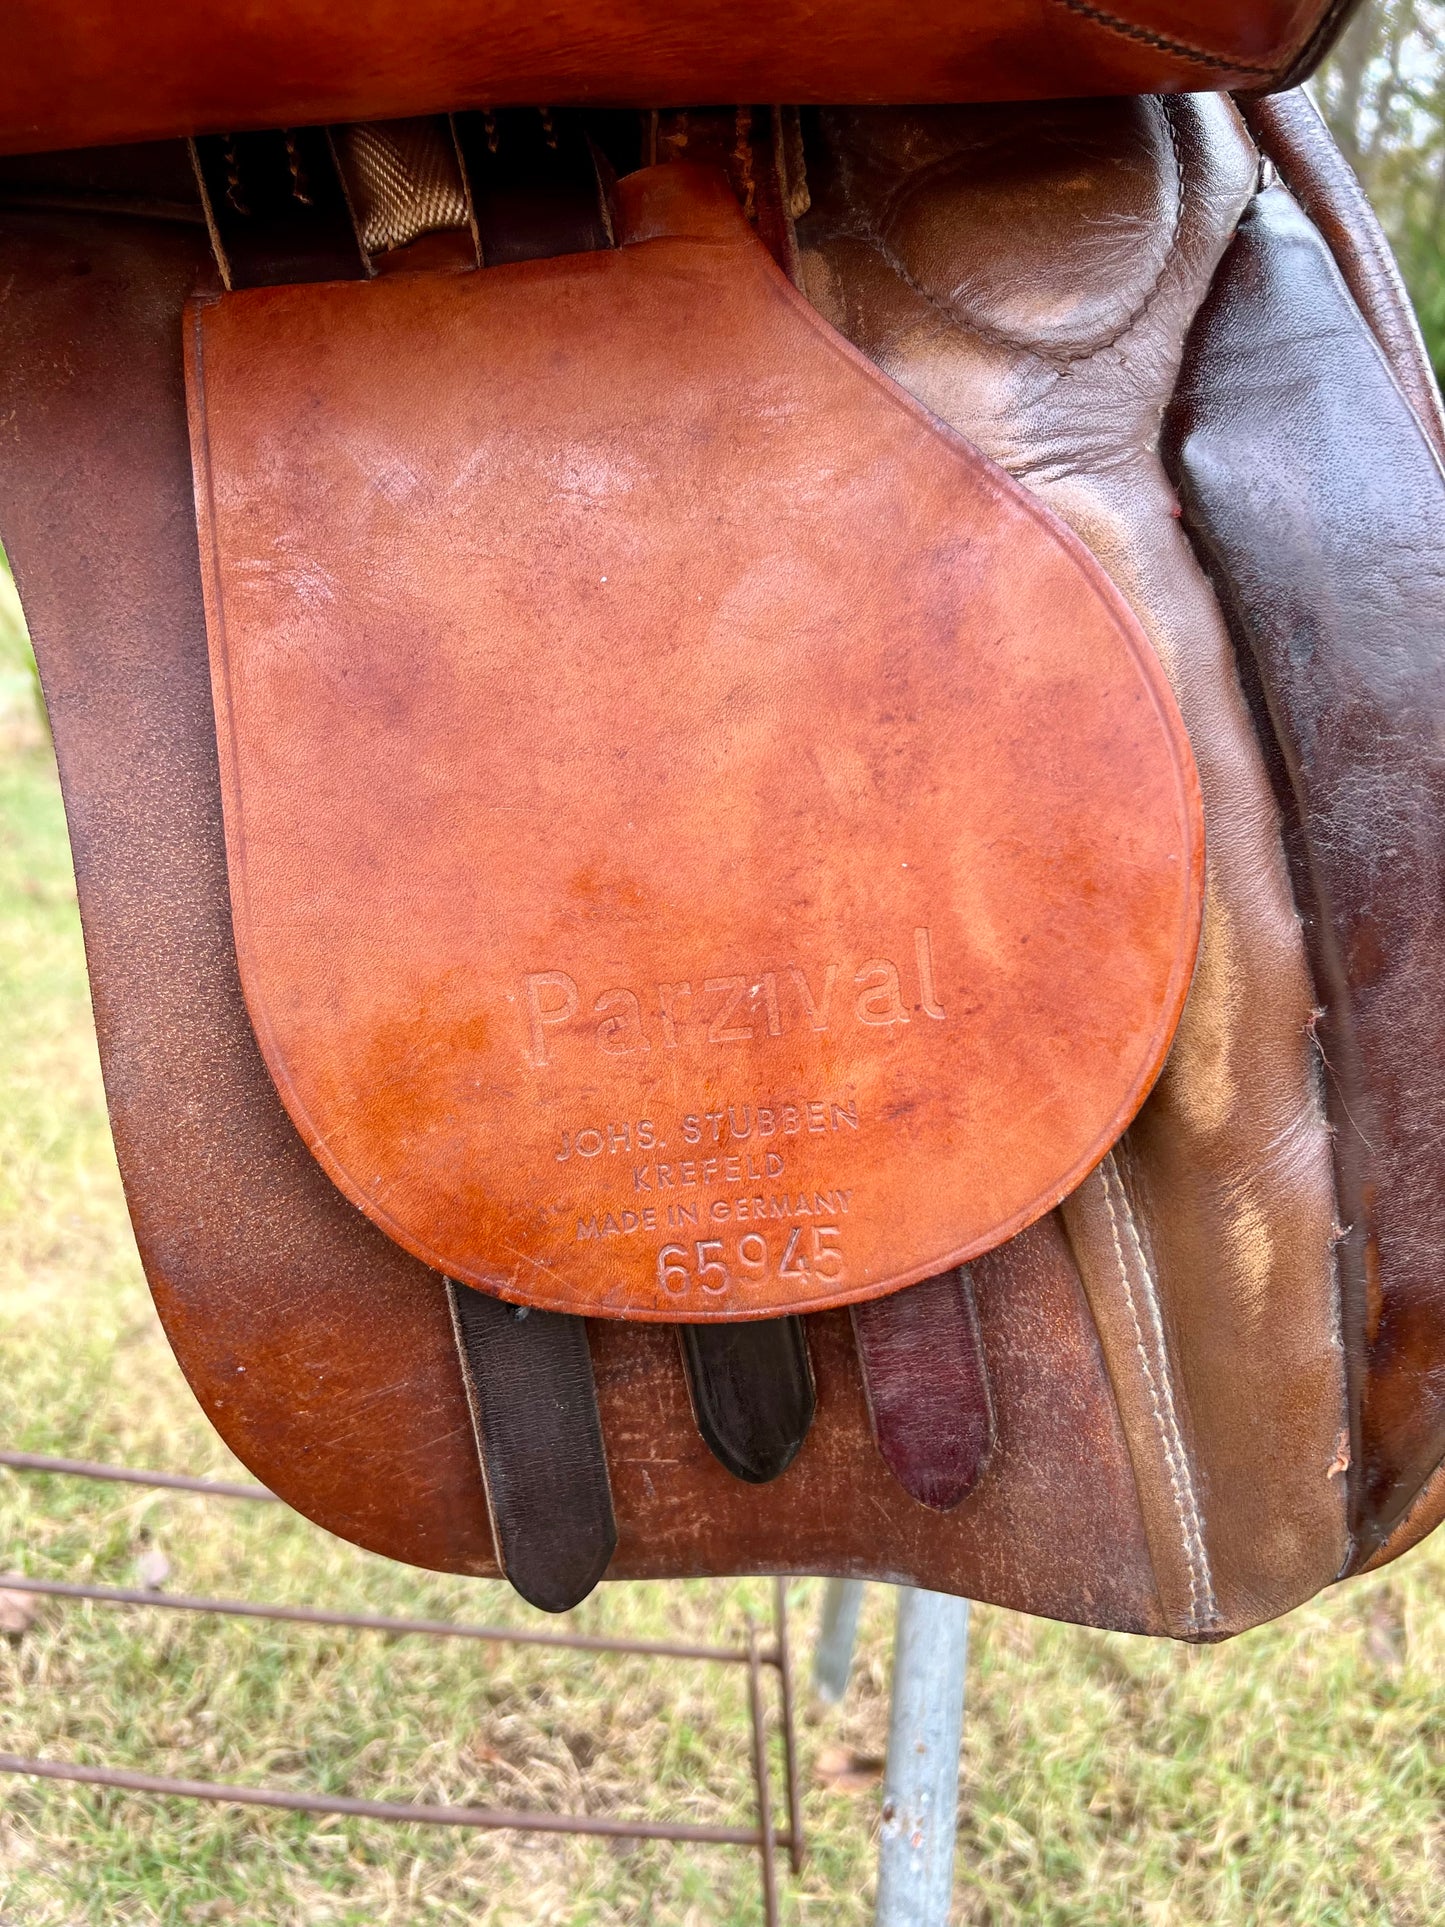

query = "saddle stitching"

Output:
[[1045, 0, 1279, 76], [732, 105, 758, 221], [443, 1278, 505, 1545], [1101, 1156, 1218, 1634], [832, 94, 1187, 373]]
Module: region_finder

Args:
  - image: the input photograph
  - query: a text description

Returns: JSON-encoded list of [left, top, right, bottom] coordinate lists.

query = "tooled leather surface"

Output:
[[799, 94, 1349, 1632], [0, 195, 1165, 1629], [0, 2, 1349, 160], [1165, 183, 1445, 1564]]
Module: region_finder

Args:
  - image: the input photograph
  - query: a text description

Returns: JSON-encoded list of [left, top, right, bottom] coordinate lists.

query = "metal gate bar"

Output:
[[0, 1454, 802, 1924], [0, 1570, 770, 1663], [0, 1753, 779, 1843], [0, 1449, 280, 1500]]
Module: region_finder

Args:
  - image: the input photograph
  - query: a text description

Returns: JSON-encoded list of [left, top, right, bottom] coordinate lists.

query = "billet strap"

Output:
[[852, 1270, 994, 1510], [456, 107, 621, 263], [679, 1317, 816, 1484], [191, 128, 366, 290], [447, 1281, 617, 1610]]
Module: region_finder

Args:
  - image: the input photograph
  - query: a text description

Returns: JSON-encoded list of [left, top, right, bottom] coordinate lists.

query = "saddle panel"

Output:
[[1, 2, 1353, 160], [187, 161, 1203, 1321]]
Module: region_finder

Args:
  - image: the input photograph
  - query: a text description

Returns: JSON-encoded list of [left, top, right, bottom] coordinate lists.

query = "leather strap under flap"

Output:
[[679, 1317, 816, 1484], [448, 1280, 617, 1609], [852, 1268, 995, 1509]]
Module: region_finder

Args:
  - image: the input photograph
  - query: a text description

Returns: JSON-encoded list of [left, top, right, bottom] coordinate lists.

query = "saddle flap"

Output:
[[186, 161, 1204, 1321]]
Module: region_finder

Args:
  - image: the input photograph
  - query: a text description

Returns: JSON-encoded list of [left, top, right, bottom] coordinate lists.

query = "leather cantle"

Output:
[[0, 1, 1358, 159], [185, 162, 1204, 1322]]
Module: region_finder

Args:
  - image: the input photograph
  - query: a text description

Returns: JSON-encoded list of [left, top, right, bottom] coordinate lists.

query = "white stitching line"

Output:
[[1114, 1174, 1219, 1631], [1100, 1158, 1218, 1633]]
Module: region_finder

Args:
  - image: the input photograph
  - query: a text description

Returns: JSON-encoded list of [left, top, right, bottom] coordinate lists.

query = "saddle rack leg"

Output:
[[811, 1577, 866, 1704], [875, 1588, 971, 1927]]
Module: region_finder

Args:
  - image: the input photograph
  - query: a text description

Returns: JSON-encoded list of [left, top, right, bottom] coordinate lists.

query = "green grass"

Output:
[[0, 575, 1442, 1922]]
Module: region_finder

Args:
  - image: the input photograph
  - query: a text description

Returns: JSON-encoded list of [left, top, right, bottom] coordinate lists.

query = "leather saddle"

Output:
[[4, 2, 1445, 1639]]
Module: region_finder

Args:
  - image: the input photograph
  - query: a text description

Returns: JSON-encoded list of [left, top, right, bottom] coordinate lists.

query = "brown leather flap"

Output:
[[186, 162, 1204, 1321], [5, 1, 1352, 158]]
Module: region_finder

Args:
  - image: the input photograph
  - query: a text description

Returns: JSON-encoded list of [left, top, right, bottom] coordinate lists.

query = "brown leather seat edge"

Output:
[[0, 0, 1357, 159]]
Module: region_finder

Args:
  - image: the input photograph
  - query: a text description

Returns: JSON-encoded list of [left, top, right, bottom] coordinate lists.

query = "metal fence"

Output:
[[0, 1450, 803, 1926]]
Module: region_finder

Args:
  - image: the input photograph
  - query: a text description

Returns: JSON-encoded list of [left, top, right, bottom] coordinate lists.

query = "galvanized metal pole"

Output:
[[874, 1588, 970, 1927], [812, 1577, 866, 1703]]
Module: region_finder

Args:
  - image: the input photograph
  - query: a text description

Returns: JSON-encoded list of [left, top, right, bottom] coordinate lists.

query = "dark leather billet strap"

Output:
[[455, 108, 617, 264], [447, 1281, 617, 1611], [678, 1318, 815, 1485], [190, 130, 364, 290], [852, 1270, 994, 1510], [1165, 183, 1445, 1561]]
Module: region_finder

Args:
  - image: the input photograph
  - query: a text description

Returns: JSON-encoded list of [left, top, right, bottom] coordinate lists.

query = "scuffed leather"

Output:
[[1165, 183, 1445, 1562], [852, 1267, 995, 1510], [799, 93, 1349, 1633]]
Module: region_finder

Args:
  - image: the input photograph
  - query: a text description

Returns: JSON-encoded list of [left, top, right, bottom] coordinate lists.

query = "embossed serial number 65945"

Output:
[[656, 1227, 843, 1296]]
